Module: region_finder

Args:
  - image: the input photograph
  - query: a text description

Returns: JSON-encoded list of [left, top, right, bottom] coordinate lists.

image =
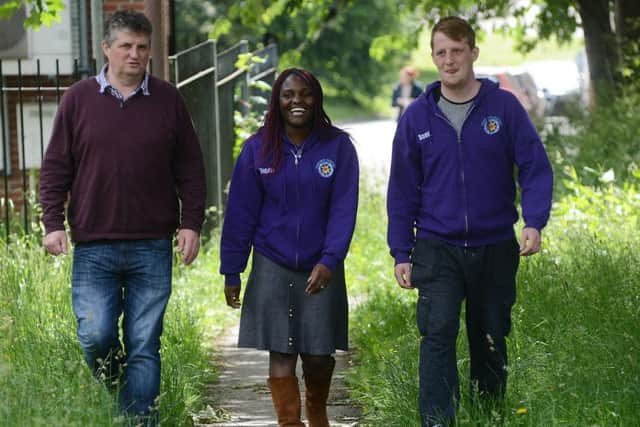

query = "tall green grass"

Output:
[[0, 233, 232, 426], [345, 173, 640, 426]]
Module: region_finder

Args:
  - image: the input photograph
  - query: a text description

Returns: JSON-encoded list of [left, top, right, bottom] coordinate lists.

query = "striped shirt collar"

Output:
[[95, 64, 150, 98]]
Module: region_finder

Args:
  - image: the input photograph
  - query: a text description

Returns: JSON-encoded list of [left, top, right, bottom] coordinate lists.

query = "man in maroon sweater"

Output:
[[39, 10, 206, 424]]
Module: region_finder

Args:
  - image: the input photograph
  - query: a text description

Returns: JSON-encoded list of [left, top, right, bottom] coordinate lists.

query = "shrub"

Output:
[[544, 92, 640, 189]]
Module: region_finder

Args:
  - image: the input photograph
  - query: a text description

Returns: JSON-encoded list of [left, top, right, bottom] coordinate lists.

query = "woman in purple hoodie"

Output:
[[220, 68, 359, 426]]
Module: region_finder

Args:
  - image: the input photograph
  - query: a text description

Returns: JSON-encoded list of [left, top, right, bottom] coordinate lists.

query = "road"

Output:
[[340, 119, 396, 189]]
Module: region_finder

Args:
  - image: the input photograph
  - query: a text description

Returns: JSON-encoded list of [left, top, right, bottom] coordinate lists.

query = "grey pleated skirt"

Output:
[[238, 252, 348, 355]]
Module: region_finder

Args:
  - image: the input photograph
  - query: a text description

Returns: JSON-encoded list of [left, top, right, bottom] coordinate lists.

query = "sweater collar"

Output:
[[423, 78, 497, 109], [95, 64, 150, 97]]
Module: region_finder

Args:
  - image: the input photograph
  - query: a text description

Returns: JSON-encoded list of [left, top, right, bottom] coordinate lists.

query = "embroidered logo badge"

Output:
[[316, 159, 335, 178], [259, 167, 274, 175], [417, 130, 431, 142], [481, 116, 502, 135]]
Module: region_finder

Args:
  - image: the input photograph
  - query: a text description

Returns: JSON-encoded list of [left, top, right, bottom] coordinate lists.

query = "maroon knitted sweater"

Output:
[[39, 76, 206, 242]]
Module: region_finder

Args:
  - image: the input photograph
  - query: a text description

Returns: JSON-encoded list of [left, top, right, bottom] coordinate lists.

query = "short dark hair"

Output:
[[431, 16, 476, 50], [103, 10, 152, 46]]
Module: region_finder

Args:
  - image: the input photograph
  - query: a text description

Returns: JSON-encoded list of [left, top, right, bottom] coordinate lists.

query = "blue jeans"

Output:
[[411, 238, 519, 426], [72, 239, 172, 422]]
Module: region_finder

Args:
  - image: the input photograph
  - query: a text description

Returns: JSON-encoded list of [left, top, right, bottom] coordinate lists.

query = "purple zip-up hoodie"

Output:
[[220, 128, 359, 286], [387, 79, 553, 264]]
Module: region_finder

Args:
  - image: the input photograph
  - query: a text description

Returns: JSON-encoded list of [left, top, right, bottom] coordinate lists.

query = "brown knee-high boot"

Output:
[[268, 376, 305, 426], [302, 357, 336, 427]]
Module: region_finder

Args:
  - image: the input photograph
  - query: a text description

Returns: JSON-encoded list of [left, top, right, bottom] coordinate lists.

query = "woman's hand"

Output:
[[306, 263, 332, 294], [224, 285, 241, 309]]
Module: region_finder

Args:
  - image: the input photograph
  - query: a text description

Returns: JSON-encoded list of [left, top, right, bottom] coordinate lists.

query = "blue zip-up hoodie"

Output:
[[220, 128, 359, 285], [387, 79, 553, 264]]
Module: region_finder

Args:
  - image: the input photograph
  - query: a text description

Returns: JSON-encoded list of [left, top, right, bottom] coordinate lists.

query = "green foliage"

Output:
[[544, 92, 640, 188], [551, 167, 640, 242], [175, 1, 417, 105], [173, 0, 218, 51], [0, 0, 64, 29], [346, 173, 640, 426], [232, 81, 269, 161], [619, 18, 640, 93], [505, 0, 578, 54], [234, 52, 267, 71], [230, 53, 271, 161], [266, 1, 414, 103], [174, 1, 640, 108], [233, 102, 264, 161], [172, 0, 597, 110], [0, 233, 233, 426]]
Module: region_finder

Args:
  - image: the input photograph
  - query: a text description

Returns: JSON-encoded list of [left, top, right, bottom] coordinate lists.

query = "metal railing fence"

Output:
[[168, 40, 277, 230], [0, 41, 277, 241]]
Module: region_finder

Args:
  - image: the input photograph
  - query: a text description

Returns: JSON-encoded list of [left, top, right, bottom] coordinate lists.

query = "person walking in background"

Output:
[[220, 68, 359, 427], [39, 10, 206, 425], [392, 65, 423, 120], [386, 16, 553, 426]]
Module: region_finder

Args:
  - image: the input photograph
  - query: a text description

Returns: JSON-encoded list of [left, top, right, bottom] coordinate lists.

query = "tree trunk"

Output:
[[576, 0, 619, 106]]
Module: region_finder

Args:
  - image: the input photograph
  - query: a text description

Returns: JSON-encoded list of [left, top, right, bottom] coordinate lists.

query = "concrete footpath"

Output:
[[194, 325, 362, 426]]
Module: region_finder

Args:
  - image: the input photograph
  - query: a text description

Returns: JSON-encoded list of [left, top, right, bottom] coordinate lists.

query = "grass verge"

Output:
[[0, 233, 232, 426], [345, 174, 640, 426]]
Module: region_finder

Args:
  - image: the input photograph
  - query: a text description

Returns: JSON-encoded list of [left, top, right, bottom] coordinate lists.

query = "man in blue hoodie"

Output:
[[386, 16, 553, 426]]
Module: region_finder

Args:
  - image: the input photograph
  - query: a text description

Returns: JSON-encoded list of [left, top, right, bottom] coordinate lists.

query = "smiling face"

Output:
[[279, 74, 315, 131], [431, 31, 479, 91], [102, 30, 150, 84]]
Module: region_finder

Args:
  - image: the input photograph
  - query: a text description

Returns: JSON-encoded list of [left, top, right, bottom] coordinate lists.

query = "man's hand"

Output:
[[306, 263, 332, 294], [520, 227, 542, 256], [177, 229, 200, 265], [224, 285, 241, 309], [394, 263, 414, 289], [43, 230, 68, 256]]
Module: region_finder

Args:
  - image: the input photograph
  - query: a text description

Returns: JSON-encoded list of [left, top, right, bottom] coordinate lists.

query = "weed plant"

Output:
[[346, 172, 640, 426], [0, 233, 231, 426]]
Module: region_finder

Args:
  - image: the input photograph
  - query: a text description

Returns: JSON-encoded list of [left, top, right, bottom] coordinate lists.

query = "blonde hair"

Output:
[[401, 66, 418, 79]]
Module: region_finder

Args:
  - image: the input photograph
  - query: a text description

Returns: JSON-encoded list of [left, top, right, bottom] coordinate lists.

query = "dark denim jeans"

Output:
[[72, 239, 172, 424], [411, 238, 519, 426]]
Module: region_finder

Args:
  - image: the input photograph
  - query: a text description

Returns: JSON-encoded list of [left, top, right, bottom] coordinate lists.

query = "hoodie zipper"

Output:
[[290, 144, 304, 269], [435, 104, 475, 246]]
